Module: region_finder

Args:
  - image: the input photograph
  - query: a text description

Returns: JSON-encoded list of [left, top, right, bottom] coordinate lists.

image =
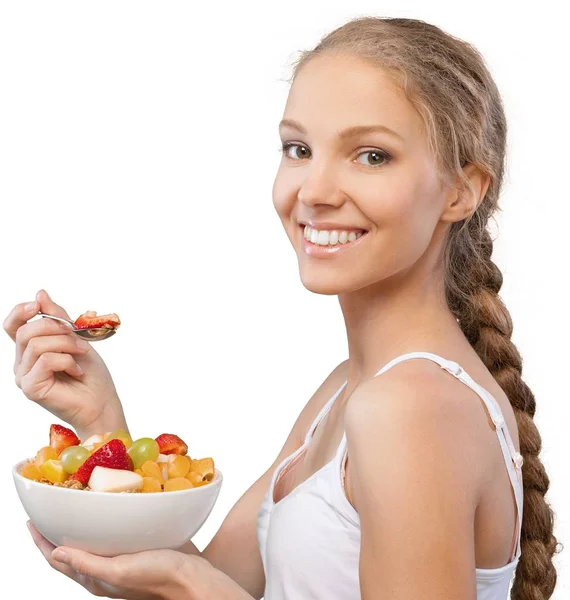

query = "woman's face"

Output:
[[273, 53, 452, 295]]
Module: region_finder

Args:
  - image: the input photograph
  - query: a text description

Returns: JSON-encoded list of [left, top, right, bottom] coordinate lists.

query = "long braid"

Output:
[[446, 217, 560, 599]]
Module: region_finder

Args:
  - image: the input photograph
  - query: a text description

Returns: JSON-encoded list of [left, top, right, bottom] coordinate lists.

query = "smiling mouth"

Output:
[[298, 223, 368, 247]]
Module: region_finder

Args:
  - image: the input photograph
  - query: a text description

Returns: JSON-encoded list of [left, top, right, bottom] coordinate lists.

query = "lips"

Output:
[[298, 222, 368, 232]]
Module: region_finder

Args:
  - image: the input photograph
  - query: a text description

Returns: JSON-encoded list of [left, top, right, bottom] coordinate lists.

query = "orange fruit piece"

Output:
[[141, 477, 162, 493], [167, 455, 190, 479], [189, 457, 215, 481], [39, 459, 69, 484], [163, 477, 193, 492], [21, 462, 42, 481], [135, 468, 145, 477], [141, 461, 165, 484], [185, 471, 210, 487], [34, 446, 58, 468]]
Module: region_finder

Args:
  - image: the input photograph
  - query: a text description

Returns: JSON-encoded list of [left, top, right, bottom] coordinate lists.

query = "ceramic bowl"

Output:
[[13, 460, 222, 556]]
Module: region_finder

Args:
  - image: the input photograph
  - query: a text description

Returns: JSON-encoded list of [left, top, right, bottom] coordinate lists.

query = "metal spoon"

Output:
[[38, 312, 117, 341]]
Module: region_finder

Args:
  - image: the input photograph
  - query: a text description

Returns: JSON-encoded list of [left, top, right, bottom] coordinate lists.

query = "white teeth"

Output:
[[303, 226, 365, 246]]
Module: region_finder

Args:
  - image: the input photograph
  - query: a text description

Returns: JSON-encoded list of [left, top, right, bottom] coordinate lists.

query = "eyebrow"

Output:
[[279, 118, 404, 142]]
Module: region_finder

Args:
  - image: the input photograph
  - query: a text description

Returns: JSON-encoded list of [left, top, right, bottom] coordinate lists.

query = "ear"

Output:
[[440, 163, 491, 223]]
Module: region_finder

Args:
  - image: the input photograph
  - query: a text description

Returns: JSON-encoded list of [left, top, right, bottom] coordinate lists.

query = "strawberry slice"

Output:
[[70, 439, 134, 485], [49, 424, 80, 456], [155, 433, 188, 456], [74, 311, 121, 331]]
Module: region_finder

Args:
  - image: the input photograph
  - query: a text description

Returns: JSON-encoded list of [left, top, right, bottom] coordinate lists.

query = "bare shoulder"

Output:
[[347, 359, 483, 597], [345, 358, 489, 500]]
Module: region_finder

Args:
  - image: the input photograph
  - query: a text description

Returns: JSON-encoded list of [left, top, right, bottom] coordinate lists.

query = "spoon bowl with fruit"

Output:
[[38, 311, 121, 341], [13, 426, 222, 556]]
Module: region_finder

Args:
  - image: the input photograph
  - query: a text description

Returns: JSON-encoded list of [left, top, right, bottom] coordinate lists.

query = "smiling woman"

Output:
[[4, 12, 561, 600], [266, 15, 560, 600]]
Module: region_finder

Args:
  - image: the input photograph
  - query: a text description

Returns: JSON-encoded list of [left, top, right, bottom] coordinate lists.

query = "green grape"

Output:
[[127, 438, 160, 469], [106, 429, 133, 449], [60, 445, 91, 474]]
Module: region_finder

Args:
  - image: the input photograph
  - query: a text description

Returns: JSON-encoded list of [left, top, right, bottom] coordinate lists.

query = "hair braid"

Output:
[[446, 217, 560, 599]]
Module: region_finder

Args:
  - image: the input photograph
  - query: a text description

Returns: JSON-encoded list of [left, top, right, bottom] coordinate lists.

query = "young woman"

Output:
[[5, 16, 559, 600]]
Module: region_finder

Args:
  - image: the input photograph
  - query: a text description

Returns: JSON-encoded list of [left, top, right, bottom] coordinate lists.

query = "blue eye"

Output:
[[279, 142, 392, 168]]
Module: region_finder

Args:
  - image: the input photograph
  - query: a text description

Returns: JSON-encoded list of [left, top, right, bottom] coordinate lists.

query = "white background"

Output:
[[1, 1, 568, 598]]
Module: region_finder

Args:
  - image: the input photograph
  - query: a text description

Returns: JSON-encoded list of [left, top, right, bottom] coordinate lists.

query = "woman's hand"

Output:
[[28, 522, 255, 600], [3, 289, 128, 440], [28, 522, 188, 599]]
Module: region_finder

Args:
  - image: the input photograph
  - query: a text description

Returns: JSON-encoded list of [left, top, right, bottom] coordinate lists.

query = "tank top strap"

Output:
[[304, 379, 348, 445], [369, 351, 523, 560]]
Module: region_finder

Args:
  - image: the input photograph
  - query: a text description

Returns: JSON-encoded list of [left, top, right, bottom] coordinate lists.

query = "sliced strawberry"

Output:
[[74, 311, 121, 331], [155, 433, 188, 456], [70, 438, 133, 485], [49, 424, 80, 456]]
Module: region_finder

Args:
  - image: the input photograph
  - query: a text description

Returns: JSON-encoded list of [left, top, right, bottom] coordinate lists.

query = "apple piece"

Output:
[[156, 454, 169, 463], [81, 434, 103, 450], [88, 466, 143, 493]]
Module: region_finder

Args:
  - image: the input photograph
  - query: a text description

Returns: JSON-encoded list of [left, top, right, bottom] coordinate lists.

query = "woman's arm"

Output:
[[179, 360, 350, 599], [345, 362, 486, 600]]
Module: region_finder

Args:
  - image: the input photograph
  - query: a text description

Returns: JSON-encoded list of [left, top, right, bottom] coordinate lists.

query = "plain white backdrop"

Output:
[[1, 1, 568, 597]]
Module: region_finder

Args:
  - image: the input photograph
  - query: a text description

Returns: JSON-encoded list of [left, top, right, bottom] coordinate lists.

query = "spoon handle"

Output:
[[38, 312, 75, 328]]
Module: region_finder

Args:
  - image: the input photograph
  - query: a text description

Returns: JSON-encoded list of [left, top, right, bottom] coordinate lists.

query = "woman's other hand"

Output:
[[28, 522, 255, 600]]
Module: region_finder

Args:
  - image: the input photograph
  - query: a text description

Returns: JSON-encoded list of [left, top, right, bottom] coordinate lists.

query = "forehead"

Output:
[[283, 53, 425, 142]]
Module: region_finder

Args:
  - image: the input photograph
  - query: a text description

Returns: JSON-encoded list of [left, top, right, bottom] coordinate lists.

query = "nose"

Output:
[[297, 161, 345, 209]]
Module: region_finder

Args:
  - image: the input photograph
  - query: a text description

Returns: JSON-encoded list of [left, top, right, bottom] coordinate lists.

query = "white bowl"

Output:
[[13, 459, 223, 556]]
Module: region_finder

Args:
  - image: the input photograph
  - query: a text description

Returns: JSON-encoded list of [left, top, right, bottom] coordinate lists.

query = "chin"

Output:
[[298, 268, 357, 296]]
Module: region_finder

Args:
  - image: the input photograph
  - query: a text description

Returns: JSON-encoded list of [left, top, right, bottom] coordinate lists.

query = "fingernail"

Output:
[[76, 339, 90, 349], [52, 548, 69, 563], [25, 302, 37, 312], [26, 520, 32, 532]]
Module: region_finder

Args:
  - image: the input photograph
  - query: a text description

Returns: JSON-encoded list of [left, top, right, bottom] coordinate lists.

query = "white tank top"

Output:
[[257, 352, 524, 599]]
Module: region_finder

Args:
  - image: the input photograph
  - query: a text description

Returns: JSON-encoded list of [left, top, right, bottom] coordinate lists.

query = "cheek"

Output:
[[272, 169, 293, 218], [365, 178, 440, 254]]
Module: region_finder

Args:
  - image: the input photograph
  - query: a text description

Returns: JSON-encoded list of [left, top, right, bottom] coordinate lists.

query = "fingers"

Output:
[[3, 299, 42, 342], [51, 546, 122, 587], [4, 289, 72, 348], [27, 522, 77, 579], [19, 353, 85, 401], [35, 289, 72, 322], [28, 522, 122, 598], [17, 334, 89, 382], [15, 317, 76, 373]]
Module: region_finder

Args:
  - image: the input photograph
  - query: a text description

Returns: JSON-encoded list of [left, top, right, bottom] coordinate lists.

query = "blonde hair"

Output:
[[288, 16, 560, 598]]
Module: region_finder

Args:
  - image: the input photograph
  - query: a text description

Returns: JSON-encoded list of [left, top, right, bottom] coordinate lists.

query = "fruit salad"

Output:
[[19, 425, 215, 493], [74, 311, 121, 336]]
